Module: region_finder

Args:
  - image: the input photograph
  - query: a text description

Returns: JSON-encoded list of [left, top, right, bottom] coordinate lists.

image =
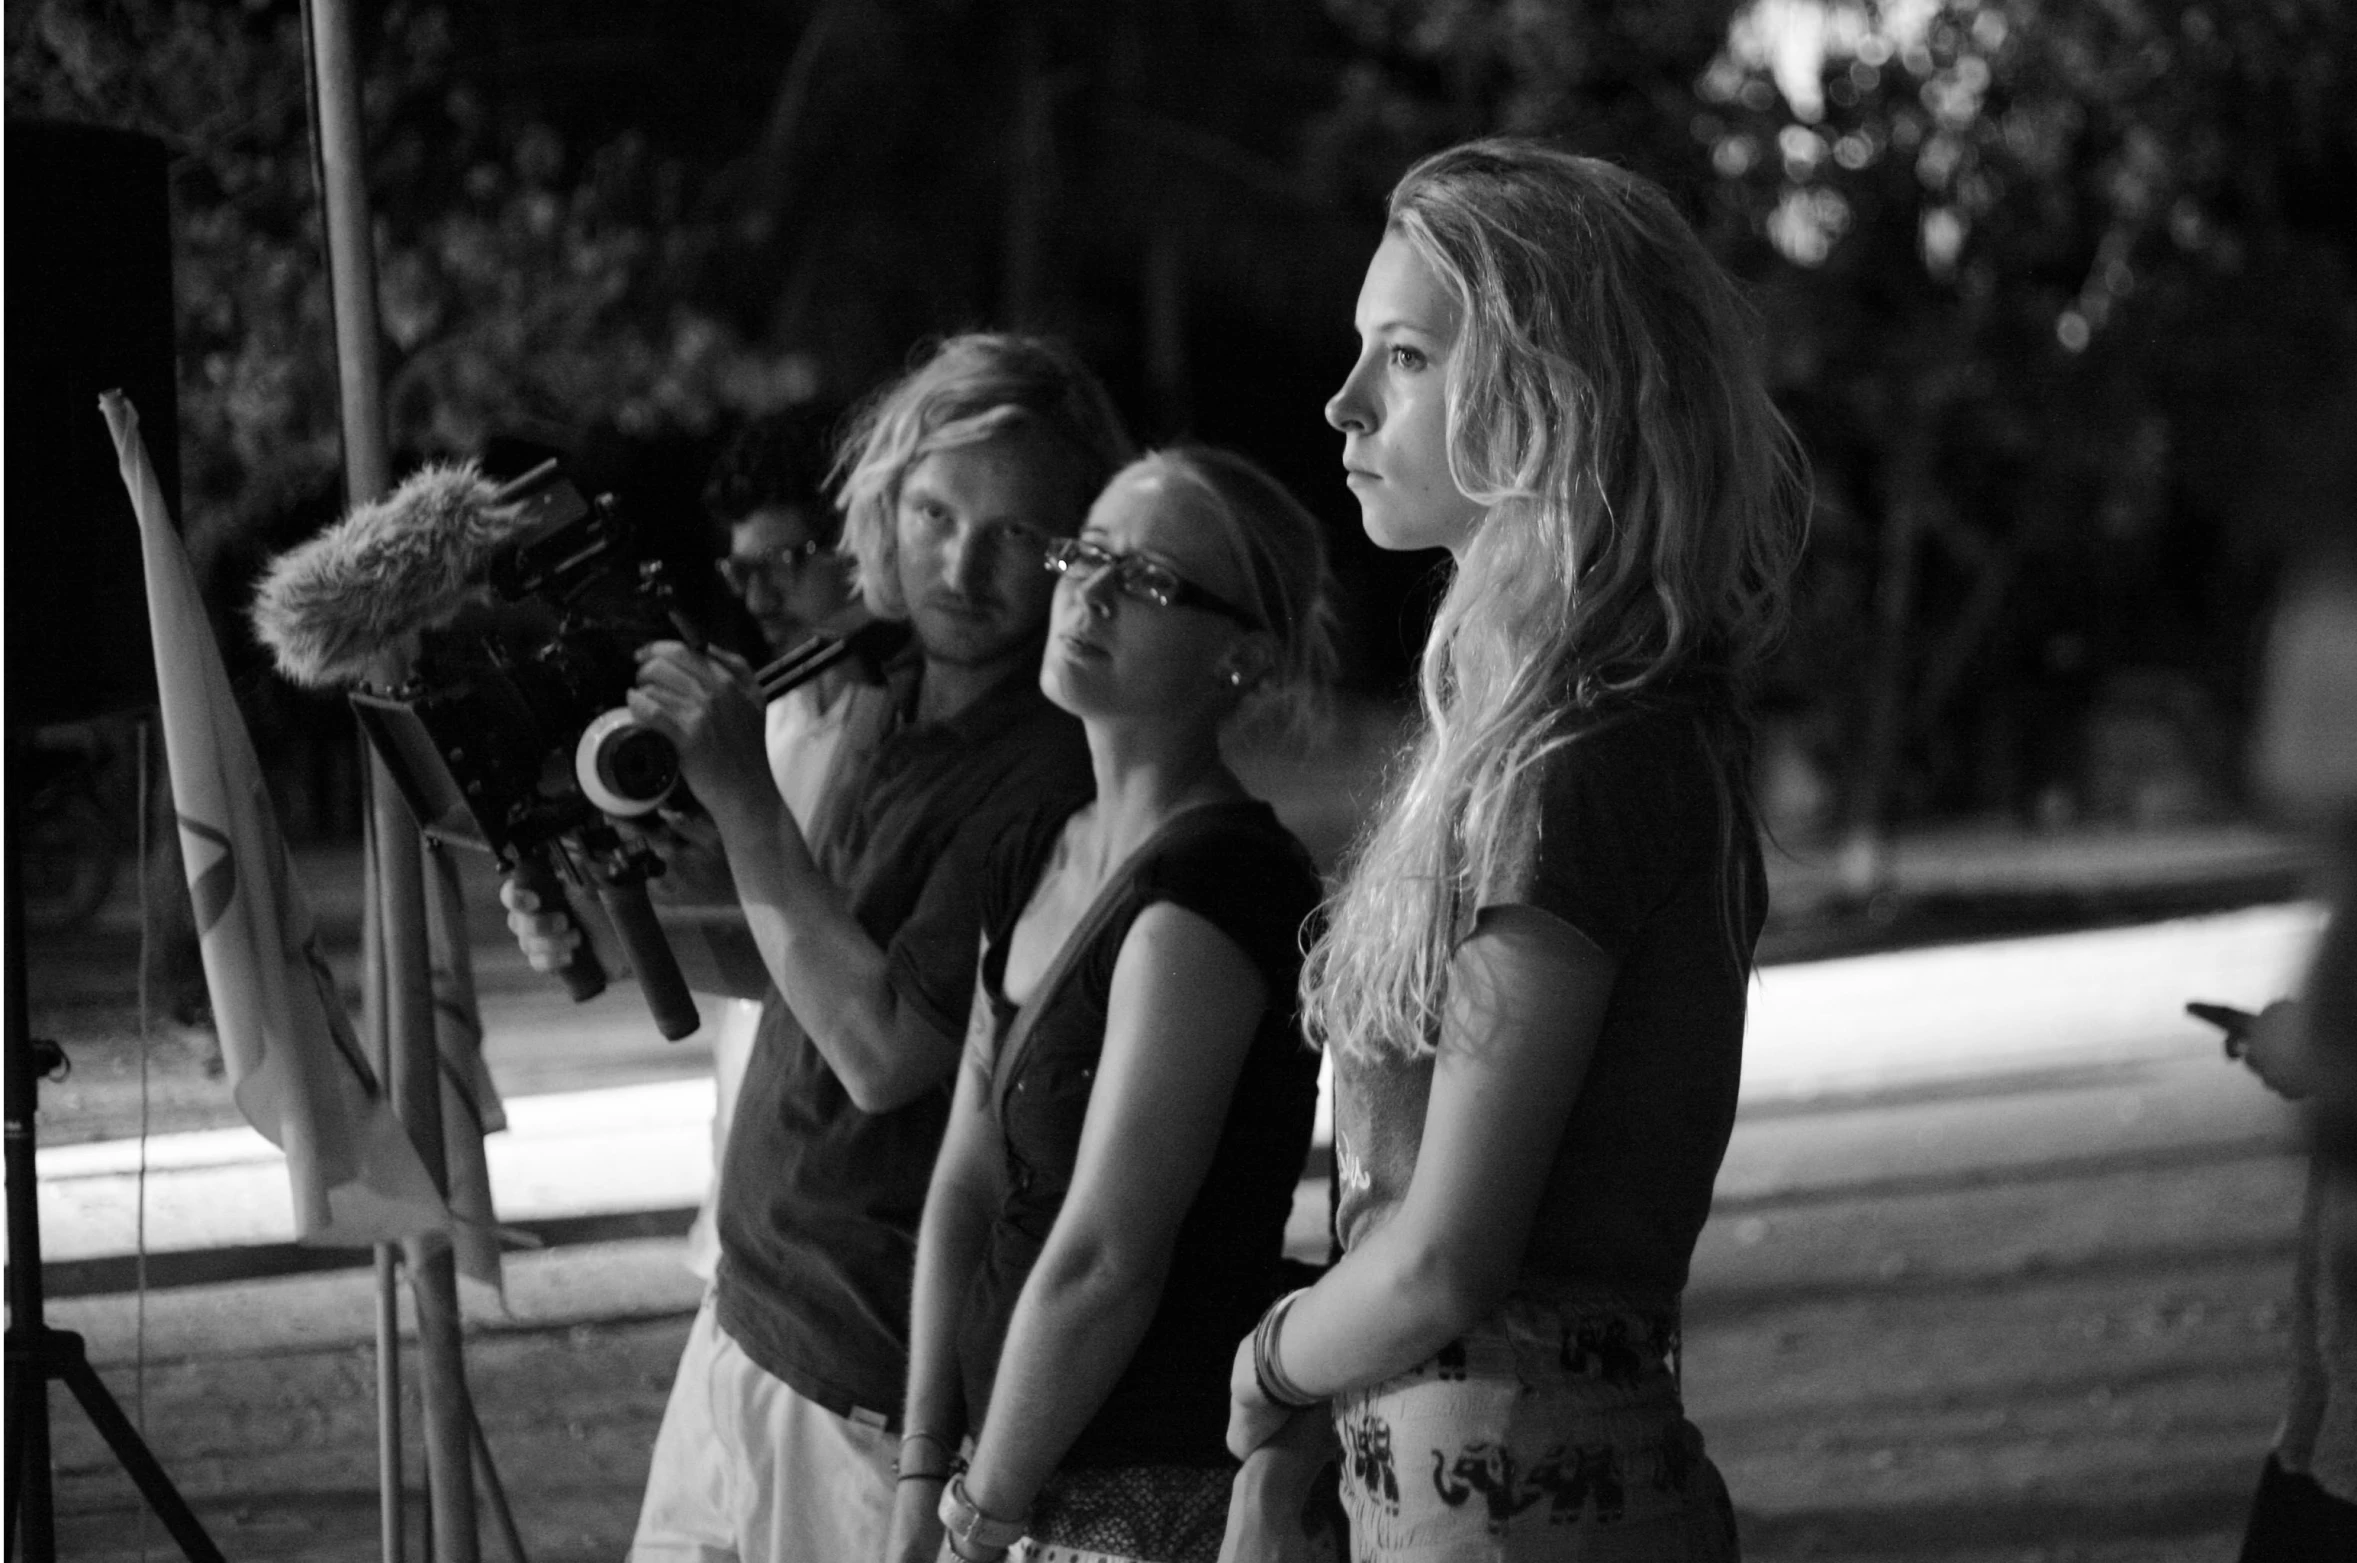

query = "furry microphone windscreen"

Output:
[[251, 461, 523, 688]]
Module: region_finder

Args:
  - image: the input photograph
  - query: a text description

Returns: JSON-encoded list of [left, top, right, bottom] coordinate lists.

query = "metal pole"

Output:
[[361, 807, 406, 1563], [303, 0, 388, 505], [375, 1249, 406, 1563], [365, 701, 480, 1563], [303, 1, 481, 1557]]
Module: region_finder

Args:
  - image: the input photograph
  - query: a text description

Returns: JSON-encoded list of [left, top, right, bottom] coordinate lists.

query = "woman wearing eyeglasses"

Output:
[[888, 448, 1337, 1563]]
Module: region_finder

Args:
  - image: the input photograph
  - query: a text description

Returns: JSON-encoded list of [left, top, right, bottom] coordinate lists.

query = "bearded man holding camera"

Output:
[[505, 334, 1130, 1563]]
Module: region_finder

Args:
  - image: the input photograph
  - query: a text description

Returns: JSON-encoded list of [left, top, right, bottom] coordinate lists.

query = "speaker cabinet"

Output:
[[7, 121, 180, 727]]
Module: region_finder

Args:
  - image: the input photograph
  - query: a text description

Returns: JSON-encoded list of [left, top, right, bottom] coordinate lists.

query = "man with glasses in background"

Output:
[[676, 405, 882, 1282], [708, 407, 865, 661]]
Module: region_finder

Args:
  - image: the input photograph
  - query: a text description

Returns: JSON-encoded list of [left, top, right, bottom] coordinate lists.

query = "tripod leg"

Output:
[[56, 1349, 226, 1563], [469, 1395, 529, 1563], [6, 1351, 55, 1563]]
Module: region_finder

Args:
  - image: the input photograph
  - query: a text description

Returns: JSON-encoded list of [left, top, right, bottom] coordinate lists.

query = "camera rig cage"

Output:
[[350, 460, 705, 1039]]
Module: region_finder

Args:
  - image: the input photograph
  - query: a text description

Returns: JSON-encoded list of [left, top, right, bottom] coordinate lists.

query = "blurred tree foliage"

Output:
[[1307, 0, 1738, 195], [1693, 0, 2356, 843], [9, 0, 2352, 829], [6, 0, 796, 553]]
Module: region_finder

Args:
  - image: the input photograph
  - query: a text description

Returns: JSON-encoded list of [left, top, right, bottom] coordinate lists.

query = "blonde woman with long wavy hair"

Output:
[[1222, 140, 1807, 1560]]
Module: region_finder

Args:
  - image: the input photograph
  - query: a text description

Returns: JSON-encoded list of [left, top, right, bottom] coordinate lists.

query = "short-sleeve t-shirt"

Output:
[[957, 801, 1324, 1468], [714, 655, 1093, 1425], [1330, 701, 1763, 1305]]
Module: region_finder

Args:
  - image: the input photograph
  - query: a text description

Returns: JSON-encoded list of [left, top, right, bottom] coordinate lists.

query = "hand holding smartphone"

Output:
[[2186, 1000, 2258, 1060]]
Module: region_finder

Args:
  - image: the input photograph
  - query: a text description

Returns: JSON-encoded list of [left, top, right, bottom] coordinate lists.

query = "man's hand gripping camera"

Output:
[[254, 459, 706, 1038]]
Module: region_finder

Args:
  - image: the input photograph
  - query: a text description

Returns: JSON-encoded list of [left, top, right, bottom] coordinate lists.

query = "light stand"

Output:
[[4, 747, 224, 1563]]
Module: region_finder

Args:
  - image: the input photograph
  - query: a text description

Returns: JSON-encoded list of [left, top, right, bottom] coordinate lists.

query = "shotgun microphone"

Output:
[[252, 461, 530, 689]]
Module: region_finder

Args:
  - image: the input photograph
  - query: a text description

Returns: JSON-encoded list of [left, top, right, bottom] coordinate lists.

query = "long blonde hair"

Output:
[[1301, 140, 1808, 1063]]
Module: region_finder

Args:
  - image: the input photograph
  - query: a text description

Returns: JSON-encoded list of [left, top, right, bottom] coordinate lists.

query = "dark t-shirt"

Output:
[[1331, 702, 1763, 1304], [958, 801, 1324, 1467], [714, 657, 1093, 1426]]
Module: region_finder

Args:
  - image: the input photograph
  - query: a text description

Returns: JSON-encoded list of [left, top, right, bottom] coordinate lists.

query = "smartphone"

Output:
[[2186, 1000, 2257, 1060]]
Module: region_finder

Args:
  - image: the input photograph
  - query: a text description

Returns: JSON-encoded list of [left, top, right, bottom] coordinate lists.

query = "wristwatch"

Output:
[[937, 1471, 1026, 1559]]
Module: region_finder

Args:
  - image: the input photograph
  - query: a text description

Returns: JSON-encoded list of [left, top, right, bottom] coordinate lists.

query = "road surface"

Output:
[[29, 902, 2324, 1560]]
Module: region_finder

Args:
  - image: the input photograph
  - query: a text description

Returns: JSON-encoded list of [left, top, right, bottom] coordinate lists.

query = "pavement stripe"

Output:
[[22, 902, 2325, 1289]]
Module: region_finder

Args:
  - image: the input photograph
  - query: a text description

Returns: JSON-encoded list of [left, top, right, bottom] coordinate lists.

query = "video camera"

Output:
[[350, 460, 707, 1038], [260, 451, 913, 1040]]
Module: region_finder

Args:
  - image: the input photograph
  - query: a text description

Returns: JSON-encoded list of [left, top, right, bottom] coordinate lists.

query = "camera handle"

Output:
[[589, 870, 702, 1041], [511, 852, 609, 1003]]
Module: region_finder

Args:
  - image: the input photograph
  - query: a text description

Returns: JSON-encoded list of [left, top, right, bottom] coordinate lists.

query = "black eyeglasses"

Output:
[[1040, 537, 1261, 628], [716, 539, 827, 594]]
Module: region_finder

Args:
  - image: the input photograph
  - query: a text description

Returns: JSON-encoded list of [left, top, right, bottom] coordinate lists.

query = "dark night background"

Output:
[[9, 0, 2355, 862], [8, 12, 2356, 1557]]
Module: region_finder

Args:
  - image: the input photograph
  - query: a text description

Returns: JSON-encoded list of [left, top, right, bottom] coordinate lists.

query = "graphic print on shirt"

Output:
[[1524, 1442, 1628, 1526], [1345, 1411, 1401, 1509], [1558, 1315, 1653, 1388], [1426, 1438, 1637, 1531], [1432, 1442, 1541, 1533]]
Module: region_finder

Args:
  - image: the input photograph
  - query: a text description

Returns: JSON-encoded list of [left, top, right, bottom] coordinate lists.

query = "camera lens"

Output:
[[599, 726, 678, 801], [576, 708, 679, 816]]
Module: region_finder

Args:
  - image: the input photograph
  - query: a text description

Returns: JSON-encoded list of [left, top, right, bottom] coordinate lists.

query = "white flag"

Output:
[[105, 389, 450, 1247]]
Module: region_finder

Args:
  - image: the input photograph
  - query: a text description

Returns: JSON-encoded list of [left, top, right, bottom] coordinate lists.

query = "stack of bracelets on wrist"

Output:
[[938, 1470, 1026, 1561], [1251, 1288, 1320, 1408], [896, 1430, 960, 1485]]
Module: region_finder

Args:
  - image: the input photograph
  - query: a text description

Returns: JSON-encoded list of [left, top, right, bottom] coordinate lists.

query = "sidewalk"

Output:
[[1755, 819, 2314, 961], [25, 885, 2326, 1301], [33, 902, 2316, 1563], [14, 812, 2324, 1298], [19, 819, 2326, 1563]]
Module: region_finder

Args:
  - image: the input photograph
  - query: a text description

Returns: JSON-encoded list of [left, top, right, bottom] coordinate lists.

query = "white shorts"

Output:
[[629, 1296, 896, 1563], [684, 999, 764, 1284]]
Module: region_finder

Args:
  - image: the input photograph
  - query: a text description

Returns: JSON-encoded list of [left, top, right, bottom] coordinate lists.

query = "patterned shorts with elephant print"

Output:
[[1330, 1292, 1737, 1561]]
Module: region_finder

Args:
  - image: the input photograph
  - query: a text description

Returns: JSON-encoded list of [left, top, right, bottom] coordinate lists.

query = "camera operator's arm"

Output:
[[637, 811, 741, 908], [629, 641, 957, 1113]]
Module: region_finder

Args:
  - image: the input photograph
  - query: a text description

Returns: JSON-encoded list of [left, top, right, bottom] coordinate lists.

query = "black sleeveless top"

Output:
[[958, 800, 1324, 1468]]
